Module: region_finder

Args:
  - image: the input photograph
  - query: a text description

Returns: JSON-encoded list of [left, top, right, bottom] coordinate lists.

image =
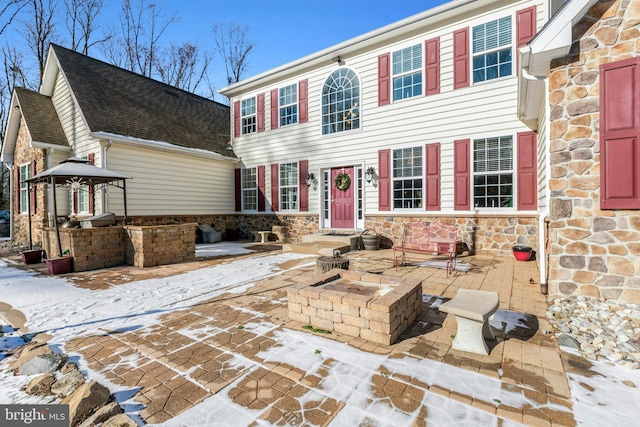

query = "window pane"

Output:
[[473, 136, 513, 208], [392, 44, 423, 101], [241, 97, 257, 134], [321, 69, 360, 135], [472, 16, 512, 83], [392, 147, 423, 208], [279, 162, 298, 210], [279, 83, 298, 126]]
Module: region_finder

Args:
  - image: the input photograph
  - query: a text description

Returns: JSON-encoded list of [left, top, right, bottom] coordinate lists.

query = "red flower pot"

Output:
[[512, 246, 532, 261], [45, 256, 74, 274]]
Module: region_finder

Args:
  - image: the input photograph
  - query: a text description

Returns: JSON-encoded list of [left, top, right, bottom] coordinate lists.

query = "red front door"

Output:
[[331, 167, 355, 228]]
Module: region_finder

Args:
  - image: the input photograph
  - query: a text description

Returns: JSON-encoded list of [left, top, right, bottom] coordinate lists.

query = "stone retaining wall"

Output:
[[546, 0, 640, 304]]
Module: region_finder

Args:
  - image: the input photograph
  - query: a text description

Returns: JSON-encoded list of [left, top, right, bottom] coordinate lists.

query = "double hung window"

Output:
[[473, 136, 513, 208], [19, 164, 31, 214], [279, 84, 298, 126], [472, 16, 512, 83], [393, 147, 423, 209], [279, 162, 298, 210], [242, 167, 258, 211], [241, 97, 256, 134], [392, 44, 422, 101]]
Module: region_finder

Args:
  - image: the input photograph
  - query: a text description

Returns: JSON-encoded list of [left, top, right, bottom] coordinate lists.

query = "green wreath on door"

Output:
[[334, 172, 351, 191]]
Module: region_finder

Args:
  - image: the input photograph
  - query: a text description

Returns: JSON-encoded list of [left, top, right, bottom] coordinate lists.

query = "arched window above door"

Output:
[[321, 68, 360, 135]]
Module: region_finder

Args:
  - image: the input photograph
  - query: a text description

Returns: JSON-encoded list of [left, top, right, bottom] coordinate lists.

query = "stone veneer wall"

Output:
[[124, 223, 197, 267], [547, 0, 640, 304], [43, 226, 126, 272], [12, 120, 47, 248], [365, 214, 538, 257]]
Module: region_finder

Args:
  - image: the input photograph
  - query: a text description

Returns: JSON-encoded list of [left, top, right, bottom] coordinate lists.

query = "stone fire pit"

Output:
[[287, 269, 422, 345]]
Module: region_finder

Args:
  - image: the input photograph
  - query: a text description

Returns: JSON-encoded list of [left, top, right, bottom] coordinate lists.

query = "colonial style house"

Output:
[[517, 0, 640, 304], [2, 44, 235, 247], [219, 1, 548, 261]]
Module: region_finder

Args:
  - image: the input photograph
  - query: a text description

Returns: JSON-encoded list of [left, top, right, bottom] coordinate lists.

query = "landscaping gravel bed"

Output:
[[547, 296, 640, 369]]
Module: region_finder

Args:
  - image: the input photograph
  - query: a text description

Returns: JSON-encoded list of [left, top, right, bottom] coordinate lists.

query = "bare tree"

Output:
[[212, 22, 253, 85], [0, 0, 28, 36], [64, 0, 112, 55], [155, 42, 212, 93], [21, 0, 58, 81], [110, 0, 177, 78], [0, 46, 30, 210]]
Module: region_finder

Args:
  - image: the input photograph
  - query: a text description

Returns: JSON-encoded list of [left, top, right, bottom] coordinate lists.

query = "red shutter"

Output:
[[299, 160, 308, 211], [270, 89, 279, 130], [454, 139, 471, 210], [299, 79, 308, 124], [517, 131, 537, 210], [425, 38, 440, 96], [453, 28, 470, 89], [257, 93, 265, 132], [378, 149, 391, 210], [14, 165, 19, 213], [425, 143, 441, 210], [258, 165, 266, 212], [233, 101, 240, 137], [516, 6, 537, 48], [516, 6, 537, 76], [378, 53, 391, 106], [235, 168, 241, 211], [30, 160, 36, 214], [600, 57, 640, 209], [271, 164, 279, 212]]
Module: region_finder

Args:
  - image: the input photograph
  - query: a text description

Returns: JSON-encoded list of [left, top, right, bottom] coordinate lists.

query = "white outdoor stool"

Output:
[[439, 289, 499, 355], [257, 231, 272, 243]]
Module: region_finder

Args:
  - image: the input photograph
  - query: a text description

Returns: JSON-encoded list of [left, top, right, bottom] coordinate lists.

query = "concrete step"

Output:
[[301, 232, 361, 251], [282, 241, 352, 256]]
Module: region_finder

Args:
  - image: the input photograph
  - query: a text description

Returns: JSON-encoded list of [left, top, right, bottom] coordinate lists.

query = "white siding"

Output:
[[231, 0, 546, 218], [105, 144, 235, 216], [51, 72, 93, 154]]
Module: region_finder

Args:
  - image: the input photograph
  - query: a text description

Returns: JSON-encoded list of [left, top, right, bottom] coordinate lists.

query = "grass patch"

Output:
[[303, 325, 331, 334]]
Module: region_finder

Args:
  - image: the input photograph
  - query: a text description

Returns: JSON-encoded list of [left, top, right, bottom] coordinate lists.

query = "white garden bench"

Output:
[[438, 289, 499, 355]]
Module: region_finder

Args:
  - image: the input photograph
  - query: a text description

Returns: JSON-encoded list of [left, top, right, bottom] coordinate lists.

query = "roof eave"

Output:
[[1, 92, 23, 163], [219, 0, 505, 96], [517, 0, 600, 128], [91, 132, 240, 163]]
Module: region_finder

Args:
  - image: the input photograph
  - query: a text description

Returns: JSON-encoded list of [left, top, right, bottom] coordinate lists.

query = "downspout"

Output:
[[522, 65, 551, 295]]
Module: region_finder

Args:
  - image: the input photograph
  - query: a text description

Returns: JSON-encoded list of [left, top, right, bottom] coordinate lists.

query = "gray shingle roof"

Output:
[[15, 87, 68, 147], [51, 44, 233, 157]]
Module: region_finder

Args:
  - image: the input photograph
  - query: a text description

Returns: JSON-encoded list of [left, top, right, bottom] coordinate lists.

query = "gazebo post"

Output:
[[27, 182, 33, 250], [123, 179, 128, 222], [51, 176, 63, 258]]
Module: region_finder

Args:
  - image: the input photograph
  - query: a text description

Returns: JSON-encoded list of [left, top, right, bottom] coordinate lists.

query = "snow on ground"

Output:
[[0, 243, 638, 426]]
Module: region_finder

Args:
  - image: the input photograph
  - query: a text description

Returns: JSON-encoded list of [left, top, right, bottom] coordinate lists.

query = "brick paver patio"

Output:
[[14, 245, 577, 425]]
